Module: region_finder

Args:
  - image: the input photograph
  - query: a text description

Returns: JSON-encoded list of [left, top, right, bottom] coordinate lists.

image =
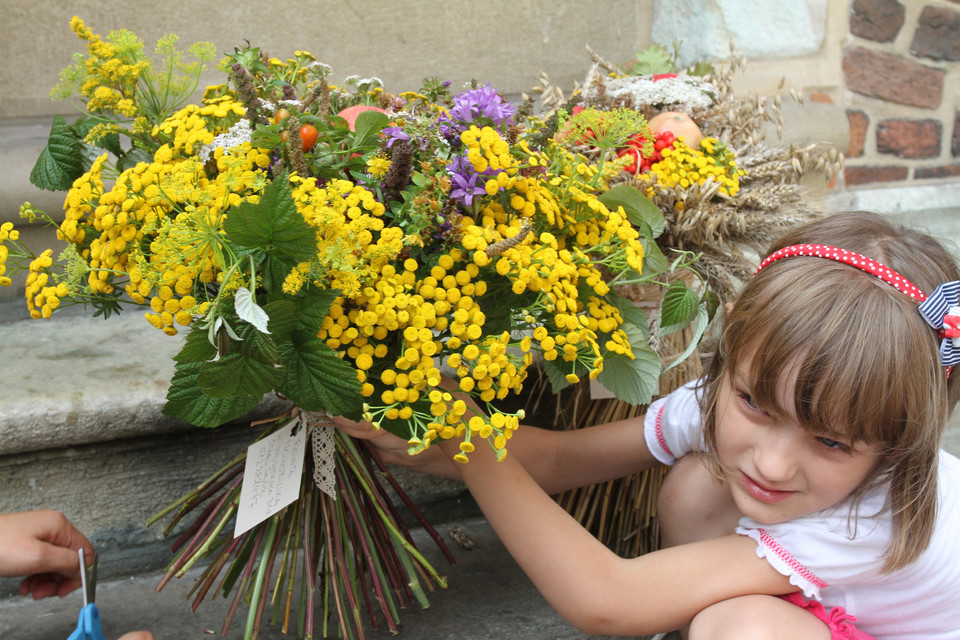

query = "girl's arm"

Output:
[[335, 414, 662, 495], [439, 437, 797, 636]]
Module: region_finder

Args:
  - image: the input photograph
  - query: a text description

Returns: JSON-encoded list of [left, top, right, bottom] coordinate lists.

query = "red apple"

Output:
[[336, 104, 389, 131]]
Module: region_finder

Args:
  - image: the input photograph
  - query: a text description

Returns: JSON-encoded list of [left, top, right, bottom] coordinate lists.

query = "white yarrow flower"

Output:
[[198, 119, 254, 163]]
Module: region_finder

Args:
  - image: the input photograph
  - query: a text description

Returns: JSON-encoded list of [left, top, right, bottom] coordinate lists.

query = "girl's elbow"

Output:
[[557, 599, 636, 636], [568, 613, 632, 637]]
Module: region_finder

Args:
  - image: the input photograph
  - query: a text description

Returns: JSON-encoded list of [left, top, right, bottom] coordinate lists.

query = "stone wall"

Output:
[[842, 0, 960, 187], [651, 0, 960, 193]]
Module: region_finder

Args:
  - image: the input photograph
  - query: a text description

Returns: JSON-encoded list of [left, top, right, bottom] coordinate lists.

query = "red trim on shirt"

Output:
[[758, 529, 828, 589], [655, 404, 675, 459]]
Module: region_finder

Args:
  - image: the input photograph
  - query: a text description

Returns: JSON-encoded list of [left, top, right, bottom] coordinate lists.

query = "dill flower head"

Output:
[[559, 107, 650, 151], [366, 152, 391, 179]]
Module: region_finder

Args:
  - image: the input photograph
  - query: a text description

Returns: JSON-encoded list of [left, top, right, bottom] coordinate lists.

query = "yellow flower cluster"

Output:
[[460, 136, 645, 383], [68, 17, 147, 117], [47, 97, 271, 334], [647, 137, 744, 198], [462, 125, 515, 175], [285, 176, 399, 298], [319, 249, 529, 457], [152, 96, 246, 156], [0, 222, 20, 288], [23, 250, 73, 319]]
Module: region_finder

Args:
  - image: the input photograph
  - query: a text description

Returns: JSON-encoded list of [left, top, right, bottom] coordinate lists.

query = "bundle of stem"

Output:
[[149, 418, 454, 640]]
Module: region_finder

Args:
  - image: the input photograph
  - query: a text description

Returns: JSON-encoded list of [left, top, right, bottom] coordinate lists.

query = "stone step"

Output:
[[0, 516, 654, 640]]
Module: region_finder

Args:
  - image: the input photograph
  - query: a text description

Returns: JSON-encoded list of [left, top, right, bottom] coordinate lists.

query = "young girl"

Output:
[[336, 211, 960, 639]]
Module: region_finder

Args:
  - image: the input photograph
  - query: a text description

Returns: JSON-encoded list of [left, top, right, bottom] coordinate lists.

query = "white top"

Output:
[[644, 381, 960, 639]]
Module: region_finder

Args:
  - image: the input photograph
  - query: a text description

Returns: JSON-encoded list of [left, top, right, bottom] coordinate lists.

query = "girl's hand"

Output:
[[330, 416, 459, 478], [331, 415, 410, 463]]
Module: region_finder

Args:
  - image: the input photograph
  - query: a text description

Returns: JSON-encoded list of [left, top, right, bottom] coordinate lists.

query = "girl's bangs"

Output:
[[725, 261, 941, 447]]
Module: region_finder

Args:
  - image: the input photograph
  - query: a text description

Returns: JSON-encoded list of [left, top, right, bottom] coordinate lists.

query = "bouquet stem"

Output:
[[150, 412, 452, 640]]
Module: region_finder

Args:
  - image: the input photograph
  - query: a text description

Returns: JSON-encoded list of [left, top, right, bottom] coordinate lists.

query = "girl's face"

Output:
[[715, 362, 885, 525]]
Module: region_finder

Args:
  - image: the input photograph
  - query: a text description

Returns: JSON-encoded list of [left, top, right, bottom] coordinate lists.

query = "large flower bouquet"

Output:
[[1, 19, 720, 639]]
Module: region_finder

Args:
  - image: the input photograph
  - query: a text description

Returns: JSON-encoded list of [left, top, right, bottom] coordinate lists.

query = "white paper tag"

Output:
[[234, 420, 306, 538], [589, 377, 615, 400]]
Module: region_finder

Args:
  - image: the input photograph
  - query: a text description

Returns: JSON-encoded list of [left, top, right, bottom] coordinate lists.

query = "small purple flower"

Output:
[[438, 114, 464, 146], [382, 126, 410, 148], [446, 154, 490, 207], [449, 83, 515, 127]]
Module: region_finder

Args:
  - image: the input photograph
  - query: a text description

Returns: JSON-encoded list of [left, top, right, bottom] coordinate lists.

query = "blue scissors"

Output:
[[67, 547, 105, 640]]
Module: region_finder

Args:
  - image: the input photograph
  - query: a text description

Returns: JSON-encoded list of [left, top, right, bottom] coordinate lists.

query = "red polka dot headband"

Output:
[[756, 243, 960, 373]]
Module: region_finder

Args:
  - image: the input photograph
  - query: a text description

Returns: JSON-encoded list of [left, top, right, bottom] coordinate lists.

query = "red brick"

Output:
[[844, 165, 909, 185], [915, 164, 960, 180], [843, 47, 944, 108], [910, 6, 960, 61], [846, 110, 869, 157], [808, 91, 834, 104], [850, 0, 906, 42], [876, 119, 942, 158]]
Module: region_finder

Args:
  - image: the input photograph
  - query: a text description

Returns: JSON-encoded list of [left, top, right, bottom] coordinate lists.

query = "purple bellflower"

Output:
[[446, 154, 493, 208], [449, 84, 516, 127]]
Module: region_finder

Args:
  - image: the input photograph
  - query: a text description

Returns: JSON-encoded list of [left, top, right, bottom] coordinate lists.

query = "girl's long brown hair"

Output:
[[701, 211, 960, 572]]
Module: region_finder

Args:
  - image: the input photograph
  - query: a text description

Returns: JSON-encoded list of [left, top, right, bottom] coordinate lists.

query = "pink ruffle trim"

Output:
[[780, 592, 877, 640]]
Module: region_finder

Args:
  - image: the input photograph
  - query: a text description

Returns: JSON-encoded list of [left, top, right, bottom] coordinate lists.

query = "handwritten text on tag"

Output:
[[234, 421, 306, 538]]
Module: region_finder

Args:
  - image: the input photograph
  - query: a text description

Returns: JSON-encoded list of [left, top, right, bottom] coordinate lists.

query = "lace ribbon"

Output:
[[294, 409, 338, 500]]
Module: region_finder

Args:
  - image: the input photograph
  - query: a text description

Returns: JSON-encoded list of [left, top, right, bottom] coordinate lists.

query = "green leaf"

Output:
[[197, 351, 284, 399], [608, 290, 649, 337], [68, 115, 98, 141], [663, 304, 711, 373], [352, 109, 389, 147], [260, 254, 294, 293], [173, 324, 218, 363], [79, 144, 104, 173], [116, 147, 153, 172], [163, 360, 262, 427], [277, 335, 363, 417], [658, 279, 699, 336], [222, 175, 316, 264], [597, 323, 661, 405], [98, 132, 124, 158], [29, 115, 82, 191], [642, 237, 670, 276], [629, 44, 677, 76], [296, 288, 340, 333], [702, 289, 720, 320], [541, 357, 574, 395], [599, 184, 665, 238], [263, 299, 299, 343], [236, 321, 283, 366], [687, 61, 715, 77]]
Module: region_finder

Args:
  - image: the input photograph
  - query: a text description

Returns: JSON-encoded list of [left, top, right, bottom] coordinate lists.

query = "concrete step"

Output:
[[0, 516, 658, 640]]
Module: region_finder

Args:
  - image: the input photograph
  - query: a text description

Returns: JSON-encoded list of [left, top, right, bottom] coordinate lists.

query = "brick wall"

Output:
[[843, 0, 960, 187]]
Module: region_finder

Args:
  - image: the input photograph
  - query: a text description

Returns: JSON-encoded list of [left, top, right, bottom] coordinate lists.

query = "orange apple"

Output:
[[336, 104, 389, 131], [647, 111, 703, 149]]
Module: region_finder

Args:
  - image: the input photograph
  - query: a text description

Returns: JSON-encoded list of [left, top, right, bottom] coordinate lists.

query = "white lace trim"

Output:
[[737, 526, 825, 600], [299, 411, 338, 500]]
